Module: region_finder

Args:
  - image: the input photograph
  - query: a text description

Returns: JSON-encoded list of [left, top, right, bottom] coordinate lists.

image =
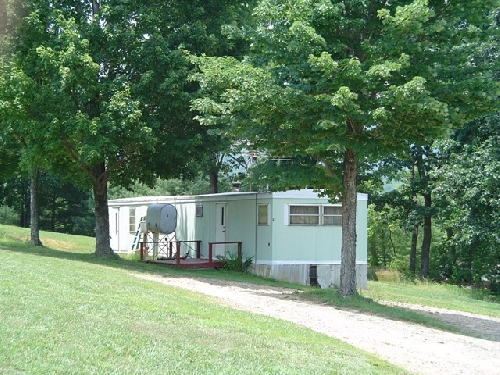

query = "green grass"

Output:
[[0, 225, 406, 375], [362, 280, 500, 318], [301, 273, 499, 334], [2, 225, 499, 374]]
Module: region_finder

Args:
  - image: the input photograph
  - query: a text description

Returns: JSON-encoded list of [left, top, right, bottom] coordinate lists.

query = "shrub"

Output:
[[367, 267, 378, 281], [489, 282, 500, 296], [216, 251, 253, 272], [0, 206, 18, 225]]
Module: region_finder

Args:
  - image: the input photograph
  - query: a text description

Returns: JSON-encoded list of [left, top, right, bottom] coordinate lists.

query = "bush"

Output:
[[489, 282, 500, 296], [367, 267, 378, 281], [374, 269, 403, 283], [0, 206, 18, 225], [216, 251, 253, 272]]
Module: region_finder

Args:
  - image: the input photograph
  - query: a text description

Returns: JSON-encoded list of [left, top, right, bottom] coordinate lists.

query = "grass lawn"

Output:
[[362, 280, 500, 318], [302, 280, 499, 337], [0, 225, 406, 375]]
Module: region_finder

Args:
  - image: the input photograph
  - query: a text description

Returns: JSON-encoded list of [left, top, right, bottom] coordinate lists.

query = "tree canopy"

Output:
[[433, 113, 500, 289], [1, 1, 498, 294], [0, 0, 254, 255], [193, 0, 499, 295]]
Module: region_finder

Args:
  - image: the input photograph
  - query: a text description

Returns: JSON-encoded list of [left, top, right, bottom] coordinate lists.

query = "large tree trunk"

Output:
[[49, 187, 56, 232], [339, 148, 358, 297], [29, 166, 43, 246], [92, 162, 114, 257], [20, 185, 29, 228], [419, 193, 432, 278], [408, 163, 417, 274], [409, 224, 418, 274], [209, 170, 218, 194], [92, 0, 100, 14], [415, 150, 432, 279]]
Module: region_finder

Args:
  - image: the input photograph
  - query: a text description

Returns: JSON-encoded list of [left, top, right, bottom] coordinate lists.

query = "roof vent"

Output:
[[232, 181, 241, 192]]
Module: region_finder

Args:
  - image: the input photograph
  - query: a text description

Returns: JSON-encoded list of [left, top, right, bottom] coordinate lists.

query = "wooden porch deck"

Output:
[[139, 240, 241, 270], [143, 257, 223, 269]]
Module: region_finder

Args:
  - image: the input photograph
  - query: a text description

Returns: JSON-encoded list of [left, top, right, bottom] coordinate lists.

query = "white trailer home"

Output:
[[108, 189, 368, 289]]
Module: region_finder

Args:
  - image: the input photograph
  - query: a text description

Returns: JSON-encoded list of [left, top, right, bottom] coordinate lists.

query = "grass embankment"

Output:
[[0, 225, 404, 375], [363, 278, 500, 318], [305, 281, 499, 336]]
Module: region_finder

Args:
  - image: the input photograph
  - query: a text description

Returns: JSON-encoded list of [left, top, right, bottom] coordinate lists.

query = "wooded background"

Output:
[[1, 0, 498, 295]]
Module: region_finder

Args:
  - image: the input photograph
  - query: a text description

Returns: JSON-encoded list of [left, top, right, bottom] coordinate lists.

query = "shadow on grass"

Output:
[[2, 238, 498, 343], [0, 237, 280, 284], [0, 240, 191, 276]]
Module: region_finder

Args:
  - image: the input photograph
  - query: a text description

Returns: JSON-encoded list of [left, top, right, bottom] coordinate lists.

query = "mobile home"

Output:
[[108, 189, 367, 288]]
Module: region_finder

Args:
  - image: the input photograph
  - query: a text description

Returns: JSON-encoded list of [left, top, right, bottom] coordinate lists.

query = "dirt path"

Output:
[[137, 275, 500, 375]]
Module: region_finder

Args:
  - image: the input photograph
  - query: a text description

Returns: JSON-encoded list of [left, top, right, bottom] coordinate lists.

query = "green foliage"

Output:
[[1, 0, 260, 253], [368, 145, 444, 278], [194, 0, 499, 186], [0, 206, 17, 225], [432, 113, 500, 293], [0, 172, 95, 236], [367, 204, 411, 270], [0, 173, 30, 227], [193, 0, 500, 295], [367, 112, 500, 295], [216, 251, 253, 272], [108, 173, 234, 199], [244, 156, 333, 192]]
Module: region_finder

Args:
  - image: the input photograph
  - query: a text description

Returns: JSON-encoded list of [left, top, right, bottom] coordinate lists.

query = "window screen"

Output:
[[324, 206, 342, 225], [289, 205, 319, 225]]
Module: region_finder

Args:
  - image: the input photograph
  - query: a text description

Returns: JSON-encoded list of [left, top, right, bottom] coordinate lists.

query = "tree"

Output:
[[432, 113, 500, 292], [1, 4, 148, 255], [0, 68, 44, 246], [0, 0, 45, 246], [409, 145, 439, 279], [0, 171, 95, 236], [0, 173, 30, 227], [1, 0, 251, 255], [193, 0, 499, 295], [366, 203, 413, 271], [180, 0, 258, 194], [38, 173, 95, 236], [369, 145, 440, 278]]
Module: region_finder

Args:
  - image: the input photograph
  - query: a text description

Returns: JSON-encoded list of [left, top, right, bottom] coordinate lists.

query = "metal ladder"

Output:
[[131, 216, 146, 251]]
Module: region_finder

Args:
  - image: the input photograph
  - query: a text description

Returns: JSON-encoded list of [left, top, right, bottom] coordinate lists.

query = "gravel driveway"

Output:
[[137, 275, 500, 375]]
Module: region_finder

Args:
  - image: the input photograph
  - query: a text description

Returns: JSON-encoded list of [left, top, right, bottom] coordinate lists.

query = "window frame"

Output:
[[323, 206, 342, 226], [129, 208, 136, 233], [286, 204, 342, 226], [288, 205, 320, 225], [257, 203, 269, 226]]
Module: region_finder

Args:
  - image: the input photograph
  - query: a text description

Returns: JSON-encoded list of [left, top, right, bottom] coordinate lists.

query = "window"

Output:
[[129, 208, 136, 232], [258, 204, 269, 225], [196, 205, 203, 217], [324, 206, 342, 226], [287, 205, 342, 226], [289, 205, 319, 225]]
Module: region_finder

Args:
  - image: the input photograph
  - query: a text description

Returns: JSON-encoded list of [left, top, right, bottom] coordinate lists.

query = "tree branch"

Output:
[[321, 158, 341, 194], [106, 147, 137, 175], [61, 137, 98, 185]]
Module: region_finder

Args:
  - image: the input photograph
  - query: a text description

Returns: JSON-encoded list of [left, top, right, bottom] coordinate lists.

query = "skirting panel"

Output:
[[251, 263, 367, 289]]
